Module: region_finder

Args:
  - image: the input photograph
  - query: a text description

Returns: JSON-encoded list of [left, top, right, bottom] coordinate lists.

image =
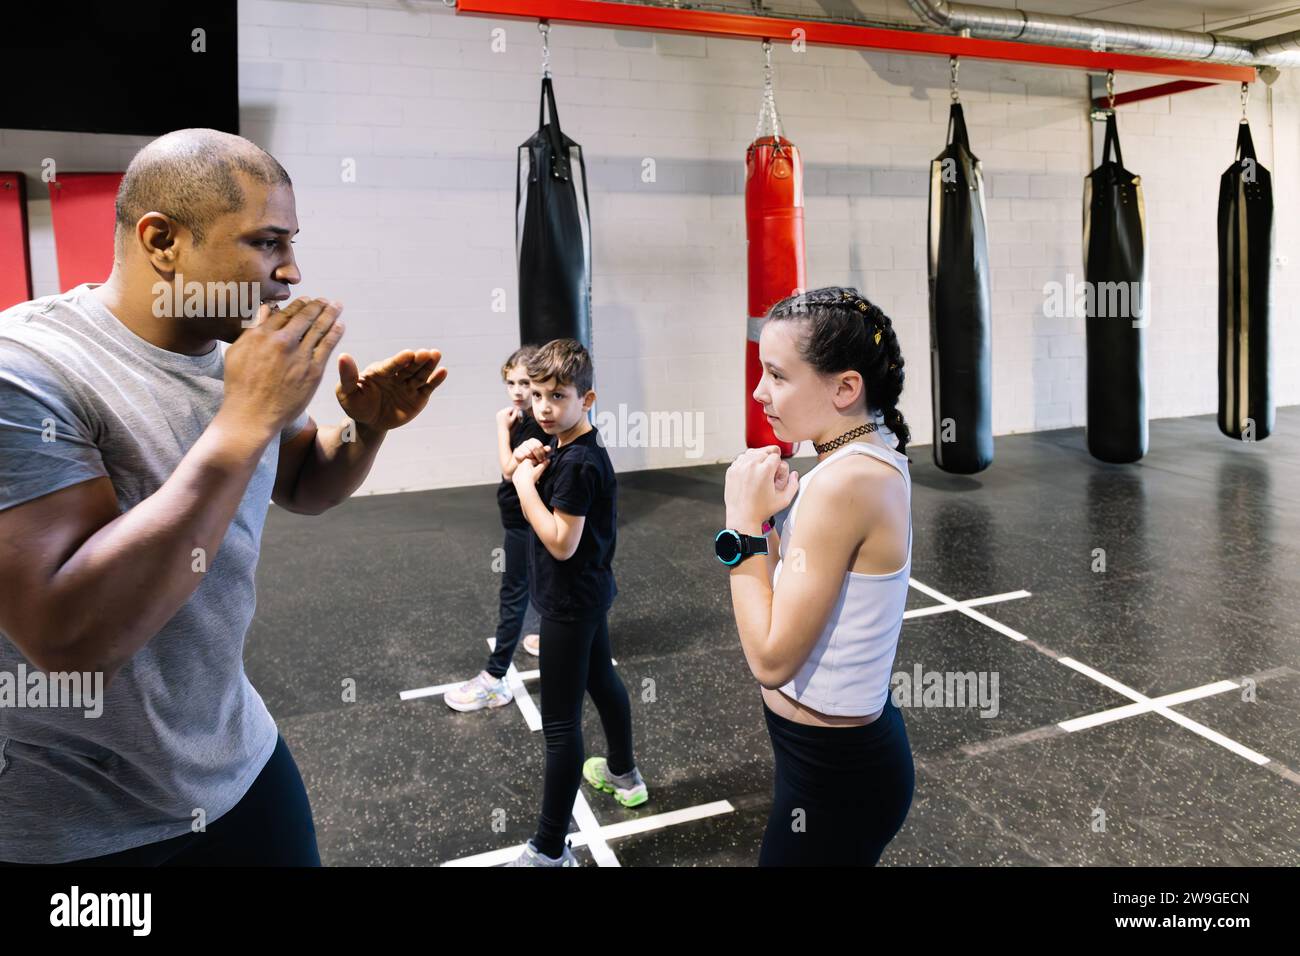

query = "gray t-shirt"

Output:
[[0, 283, 308, 863]]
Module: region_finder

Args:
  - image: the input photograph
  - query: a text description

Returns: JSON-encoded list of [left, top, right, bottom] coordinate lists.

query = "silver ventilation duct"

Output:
[[905, 0, 1300, 68], [1251, 27, 1300, 63]]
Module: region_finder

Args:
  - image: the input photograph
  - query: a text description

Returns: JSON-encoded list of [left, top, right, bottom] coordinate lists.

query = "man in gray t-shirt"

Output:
[[0, 129, 447, 865]]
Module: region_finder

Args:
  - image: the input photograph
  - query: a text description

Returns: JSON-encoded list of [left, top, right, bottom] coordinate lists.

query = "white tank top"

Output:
[[771, 437, 912, 717]]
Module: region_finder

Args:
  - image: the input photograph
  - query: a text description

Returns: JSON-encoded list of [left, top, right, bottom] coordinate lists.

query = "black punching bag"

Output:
[[517, 76, 592, 349], [927, 102, 993, 474], [1217, 120, 1274, 442], [1083, 113, 1147, 463]]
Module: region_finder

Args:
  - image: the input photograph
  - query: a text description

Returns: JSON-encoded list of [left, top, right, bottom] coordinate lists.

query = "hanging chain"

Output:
[[755, 39, 783, 143], [1106, 70, 1116, 112], [539, 21, 551, 79], [1240, 81, 1250, 123], [949, 56, 960, 102]]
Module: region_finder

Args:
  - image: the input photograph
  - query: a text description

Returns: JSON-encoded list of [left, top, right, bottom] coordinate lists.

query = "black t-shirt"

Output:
[[526, 426, 618, 621], [497, 410, 550, 529]]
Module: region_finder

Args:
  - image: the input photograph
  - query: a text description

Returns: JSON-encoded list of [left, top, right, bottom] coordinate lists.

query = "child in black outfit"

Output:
[[505, 338, 646, 867], [445, 347, 546, 712]]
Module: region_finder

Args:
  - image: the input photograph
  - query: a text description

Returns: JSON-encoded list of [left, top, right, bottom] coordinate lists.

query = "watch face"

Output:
[[715, 530, 741, 565]]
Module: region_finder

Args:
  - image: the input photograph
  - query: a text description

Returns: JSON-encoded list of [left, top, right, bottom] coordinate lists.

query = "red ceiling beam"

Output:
[[454, 0, 1255, 85], [1091, 79, 1217, 108]]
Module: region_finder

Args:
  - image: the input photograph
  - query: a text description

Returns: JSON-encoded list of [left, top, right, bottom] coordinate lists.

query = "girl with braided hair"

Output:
[[721, 286, 914, 866]]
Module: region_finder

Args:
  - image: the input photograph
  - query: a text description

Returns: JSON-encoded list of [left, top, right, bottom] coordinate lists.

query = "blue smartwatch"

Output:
[[714, 528, 769, 566]]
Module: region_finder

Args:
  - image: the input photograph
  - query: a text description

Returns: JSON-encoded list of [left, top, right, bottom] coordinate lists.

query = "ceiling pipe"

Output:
[[905, 0, 1300, 68], [1252, 27, 1300, 63]]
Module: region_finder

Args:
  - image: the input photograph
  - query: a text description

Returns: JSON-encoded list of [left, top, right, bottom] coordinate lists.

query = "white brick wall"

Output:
[[2, 0, 1297, 495]]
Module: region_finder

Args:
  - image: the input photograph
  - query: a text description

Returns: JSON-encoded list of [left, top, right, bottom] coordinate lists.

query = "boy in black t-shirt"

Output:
[[445, 347, 547, 712], [506, 338, 646, 867]]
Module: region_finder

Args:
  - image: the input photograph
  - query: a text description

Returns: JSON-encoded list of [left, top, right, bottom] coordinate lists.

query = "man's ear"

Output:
[[138, 213, 182, 278], [583, 389, 596, 411]]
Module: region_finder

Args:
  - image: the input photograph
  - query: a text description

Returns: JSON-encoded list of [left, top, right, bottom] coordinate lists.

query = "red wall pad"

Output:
[[0, 172, 33, 310], [48, 172, 124, 293]]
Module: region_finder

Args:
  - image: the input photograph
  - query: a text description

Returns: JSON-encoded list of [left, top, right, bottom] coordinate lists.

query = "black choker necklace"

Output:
[[813, 421, 878, 455]]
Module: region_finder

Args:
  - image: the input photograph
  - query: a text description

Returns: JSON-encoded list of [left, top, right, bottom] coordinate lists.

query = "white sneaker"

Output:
[[444, 671, 513, 712], [522, 633, 540, 656]]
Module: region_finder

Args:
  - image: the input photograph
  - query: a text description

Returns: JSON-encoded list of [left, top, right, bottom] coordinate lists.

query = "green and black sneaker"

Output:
[[583, 757, 648, 808]]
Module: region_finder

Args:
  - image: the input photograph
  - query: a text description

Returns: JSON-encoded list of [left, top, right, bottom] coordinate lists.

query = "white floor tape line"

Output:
[[903, 589, 1032, 620], [908, 578, 1031, 642], [438, 640, 734, 866], [399, 637, 614, 706], [1057, 679, 1241, 732], [906, 577, 1277, 770], [1057, 661, 1270, 764], [441, 801, 736, 867]]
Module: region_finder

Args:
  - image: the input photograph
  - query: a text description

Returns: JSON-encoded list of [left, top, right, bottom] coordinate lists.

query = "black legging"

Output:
[[758, 697, 914, 866], [488, 525, 541, 679], [0, 734, 320, 867], [532, 610, 636, 859]]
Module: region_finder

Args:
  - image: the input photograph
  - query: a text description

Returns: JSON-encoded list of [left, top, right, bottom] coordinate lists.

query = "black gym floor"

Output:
[[247, 407, 1300, 866]]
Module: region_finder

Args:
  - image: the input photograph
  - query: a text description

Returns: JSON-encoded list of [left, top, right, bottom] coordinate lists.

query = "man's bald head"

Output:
[[114, 128, 292, 255]]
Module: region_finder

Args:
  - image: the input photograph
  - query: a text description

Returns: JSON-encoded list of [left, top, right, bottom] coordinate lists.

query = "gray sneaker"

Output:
[[583, 757, 648, 808], [505, 840, 578, 867]]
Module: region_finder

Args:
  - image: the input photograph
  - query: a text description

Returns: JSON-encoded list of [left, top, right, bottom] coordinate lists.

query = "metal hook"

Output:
[[1106, 70, 1116, 112], [1240, 82, 1250, 123], [538, 20, 551, 79], [757, 38, 782, 144], [949, 55, 960, 102]]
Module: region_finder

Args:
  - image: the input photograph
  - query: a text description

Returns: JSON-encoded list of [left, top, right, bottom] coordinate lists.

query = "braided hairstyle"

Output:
[[766, 286, 910, 455]]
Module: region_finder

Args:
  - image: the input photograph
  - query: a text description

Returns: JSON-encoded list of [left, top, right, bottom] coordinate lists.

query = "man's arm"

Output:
[[272, 416, 386, 515], [0, 296, 345, 686], [273, 344, 446, 513], [0, 412, 279, 686]]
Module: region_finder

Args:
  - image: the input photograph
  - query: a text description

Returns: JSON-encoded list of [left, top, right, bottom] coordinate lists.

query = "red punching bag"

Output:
[[744, 42, 802, 458]]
